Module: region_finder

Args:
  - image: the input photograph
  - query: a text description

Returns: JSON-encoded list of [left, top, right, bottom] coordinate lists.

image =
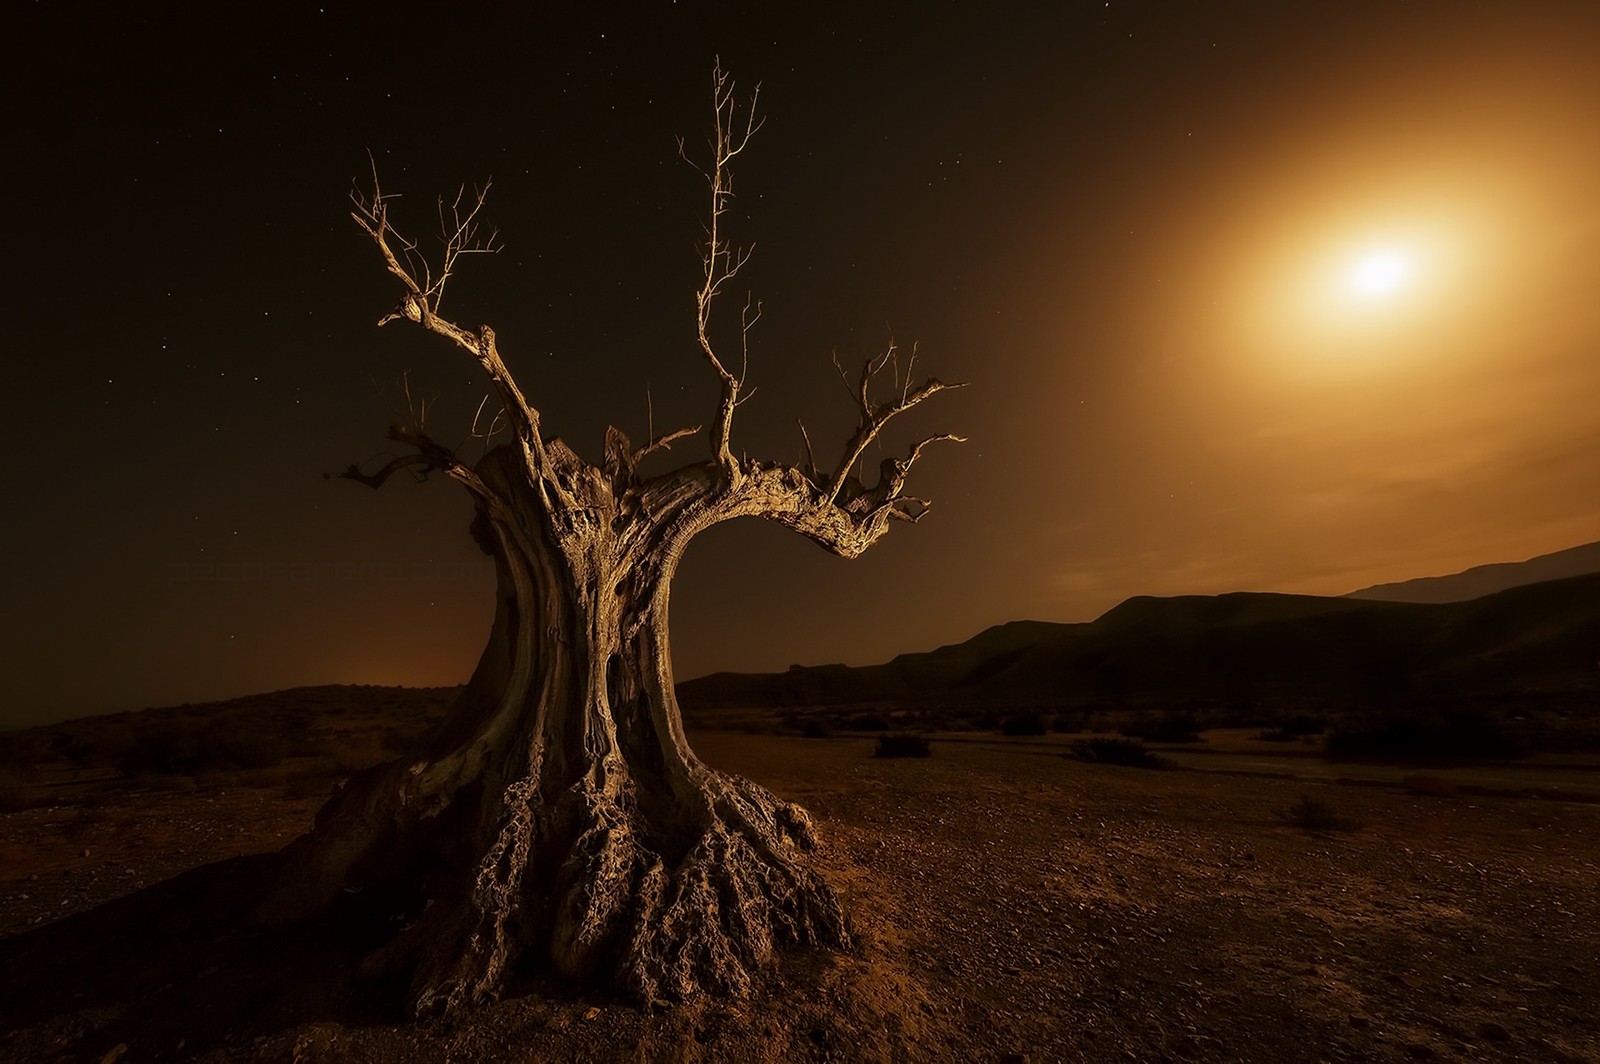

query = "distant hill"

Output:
[[678, 572, 1600, 714], [1347, 540, 1600, 604], [11, 561, 1599, 764], [0, 685, 458, 775]]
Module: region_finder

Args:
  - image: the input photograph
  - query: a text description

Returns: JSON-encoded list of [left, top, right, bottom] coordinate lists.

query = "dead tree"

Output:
[[260, 65, 964, 1015]]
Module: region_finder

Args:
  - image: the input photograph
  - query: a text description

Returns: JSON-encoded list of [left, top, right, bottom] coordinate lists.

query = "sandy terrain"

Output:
[[2, 730, 1597, 1062]]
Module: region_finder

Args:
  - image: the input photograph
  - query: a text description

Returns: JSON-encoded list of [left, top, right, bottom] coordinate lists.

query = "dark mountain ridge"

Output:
[[1348, 539, 1600, 604], [678, 572, 1600, 714]]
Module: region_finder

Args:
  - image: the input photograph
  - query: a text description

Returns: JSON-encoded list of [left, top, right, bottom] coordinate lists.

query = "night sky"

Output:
[[7, 2, 1599, 726]]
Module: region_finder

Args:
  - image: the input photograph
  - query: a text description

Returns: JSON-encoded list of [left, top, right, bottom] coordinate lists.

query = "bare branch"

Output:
[[350, 165, 575, 511], [823, 341, 968, 506], [615, 388, 701, 475], [602, 421, 704, 489], [632, 425, 702, 464], [329, 452, 435, 490], [830, 352, 857, 405], [429, 182, 502, 308], [459, 393, 511, 456], [797, 419, 820, 484], [329, 425, 500, 506], [739, 293, 761, 388], [887, 497, 932, 522], [396, 369, 440, 436], [905, 431, 968, 467], [468, 393, 491, 440], [684, 59, 765, 479]]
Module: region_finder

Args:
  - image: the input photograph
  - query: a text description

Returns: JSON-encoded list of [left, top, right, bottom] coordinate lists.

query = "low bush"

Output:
[[1325, 710, 1523, 762], [1050, 710, 1089, 733], [846, 712, 891, 732], [1279, 712, 1327, 736], [1119, 710, 1201, 744], [1000, 712, 1049, 737], [800, 719, 835, 739], [1278, 794, 1360, 832], [1070, 737, 1173, 769], [874, 733, 932, 759]]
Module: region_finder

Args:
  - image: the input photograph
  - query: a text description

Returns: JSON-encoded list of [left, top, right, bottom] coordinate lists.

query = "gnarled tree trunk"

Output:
[[260, 65, 963, 1015]]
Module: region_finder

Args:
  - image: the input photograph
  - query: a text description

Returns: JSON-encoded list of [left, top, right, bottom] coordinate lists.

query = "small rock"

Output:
[[1477, 1021, 1511, 1042], [99, 1046, 128, 1064], [1404, 1044, 1434, 1060], [584, 1006, 601, 1021], [1348, 1015, 1370, 1029]]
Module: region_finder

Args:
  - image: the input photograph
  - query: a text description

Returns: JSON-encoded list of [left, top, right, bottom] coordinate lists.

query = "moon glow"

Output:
[[1349, 249, 1413, 298]]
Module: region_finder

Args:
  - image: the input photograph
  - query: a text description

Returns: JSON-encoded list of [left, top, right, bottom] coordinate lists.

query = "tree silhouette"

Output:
[[260, 65, 964, 1015]]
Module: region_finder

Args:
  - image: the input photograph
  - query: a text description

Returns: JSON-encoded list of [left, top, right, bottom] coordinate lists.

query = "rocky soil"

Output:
[[2, 732, 1597, 1063]]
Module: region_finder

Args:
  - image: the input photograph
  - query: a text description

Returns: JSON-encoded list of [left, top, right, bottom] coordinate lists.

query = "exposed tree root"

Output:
[[615, 774, 851, 1006], [267, 754, 852, 1017]]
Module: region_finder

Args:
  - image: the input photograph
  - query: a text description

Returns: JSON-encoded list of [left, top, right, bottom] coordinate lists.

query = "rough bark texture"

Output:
[[262, 445, 876, 1013], [260, 66, 962, 1015]]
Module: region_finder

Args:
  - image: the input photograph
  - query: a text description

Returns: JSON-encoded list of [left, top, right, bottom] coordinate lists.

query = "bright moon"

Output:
[[1348, 249, 1412, 297]]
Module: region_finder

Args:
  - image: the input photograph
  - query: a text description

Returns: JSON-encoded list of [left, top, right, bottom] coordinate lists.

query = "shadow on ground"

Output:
[[0, 853, 399, 1061]]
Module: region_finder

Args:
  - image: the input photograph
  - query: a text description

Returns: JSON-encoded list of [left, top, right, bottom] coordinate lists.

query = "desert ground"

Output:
[[2, 695, 1597, 1063]]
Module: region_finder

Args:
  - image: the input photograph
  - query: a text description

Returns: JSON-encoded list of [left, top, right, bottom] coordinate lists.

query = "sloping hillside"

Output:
[[1348, 539, 1600, 603], [678, 572, 1600, 712]]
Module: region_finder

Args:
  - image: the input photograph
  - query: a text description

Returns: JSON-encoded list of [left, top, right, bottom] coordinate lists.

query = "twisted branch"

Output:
[[331, 426, 500, 508], [342, 65, 964, 555], [350, 166, 574, 511], [824, 340, 967, 506], [680, 59, 764, 479]]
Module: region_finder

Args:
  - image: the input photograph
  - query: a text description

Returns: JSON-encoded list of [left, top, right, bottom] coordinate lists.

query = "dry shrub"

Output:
[[1000, 712, 1048, 736], [1119, 710, 1202, 744], [1071, 737, 1174, 769], [874, 734, 932, 759], [1279, 794, 1361, 832], [800, 719, 835, 739], [1325, 710, 1522, 761]]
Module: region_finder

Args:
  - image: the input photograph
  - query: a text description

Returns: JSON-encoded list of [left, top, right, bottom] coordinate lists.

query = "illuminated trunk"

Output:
[[261, 449, 850, 1013], [308, 76, 963, 1010]]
